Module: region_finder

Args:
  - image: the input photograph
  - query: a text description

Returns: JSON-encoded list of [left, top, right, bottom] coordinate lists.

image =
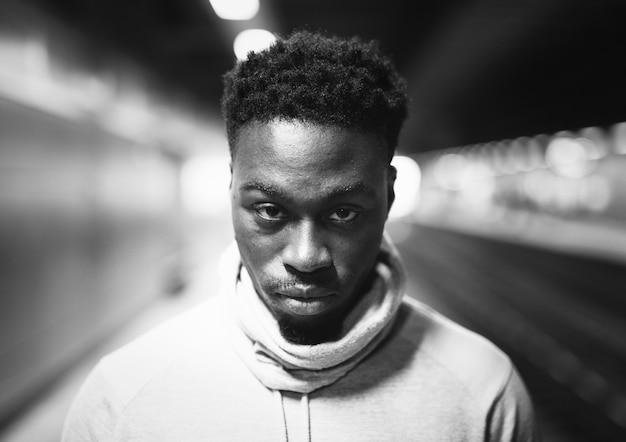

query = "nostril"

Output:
[[284, 262, 331, 277], [283, 235, 332, 273], [284, 253, 331, 273], [281, 222, 332, 272]]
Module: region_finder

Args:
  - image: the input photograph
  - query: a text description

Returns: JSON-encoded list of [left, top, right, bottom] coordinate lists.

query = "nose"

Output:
[[283, 221, 332, 273]]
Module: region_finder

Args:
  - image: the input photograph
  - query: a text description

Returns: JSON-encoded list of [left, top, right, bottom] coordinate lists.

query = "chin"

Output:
[[277, 315, 344, 345]]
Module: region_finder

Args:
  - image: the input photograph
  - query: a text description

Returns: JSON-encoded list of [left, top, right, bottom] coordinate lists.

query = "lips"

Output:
[[277, 286, 334, 300], [275, 289, 337, 316]]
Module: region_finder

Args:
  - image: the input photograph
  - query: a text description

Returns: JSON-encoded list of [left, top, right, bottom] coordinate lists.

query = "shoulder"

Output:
[[62, 298, 227, 441], [396, 299, 540, 440], [94, 296, 226, 408], [396, 296, 516, 405]]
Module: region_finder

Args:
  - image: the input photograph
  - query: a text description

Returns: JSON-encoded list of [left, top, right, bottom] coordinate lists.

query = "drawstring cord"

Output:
[[275, 390, 289, 442], [274, 390, 311, 442], [302, 393, 311, 442]]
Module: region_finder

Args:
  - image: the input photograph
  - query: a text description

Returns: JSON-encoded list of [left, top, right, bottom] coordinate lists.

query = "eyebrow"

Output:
[[241, 180, 377, 202]]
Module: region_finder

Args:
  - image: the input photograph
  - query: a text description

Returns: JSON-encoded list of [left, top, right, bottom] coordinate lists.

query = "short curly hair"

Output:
[[221, 30, 409, 160]]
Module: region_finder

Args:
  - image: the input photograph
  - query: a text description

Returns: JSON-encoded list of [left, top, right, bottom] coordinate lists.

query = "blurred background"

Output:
[[0, 0, 625, 440]]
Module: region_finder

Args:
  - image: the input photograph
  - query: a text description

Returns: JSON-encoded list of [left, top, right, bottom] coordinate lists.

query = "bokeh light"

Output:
[[389, 155, 421, 219], [233, 29, 276, 60]]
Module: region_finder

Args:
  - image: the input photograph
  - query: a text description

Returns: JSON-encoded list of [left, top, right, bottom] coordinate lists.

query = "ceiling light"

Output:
[[233, 29, 276, 60], [208, 0, 259, 20], [389, 155, 421, 219]]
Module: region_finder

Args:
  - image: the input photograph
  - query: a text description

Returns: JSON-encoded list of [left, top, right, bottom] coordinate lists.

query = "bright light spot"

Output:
[[523, 170, 555, 208], [181, 154, 231, 217], [490, 142, 516, 175], [495, 141, 519, 175], [546, 136, 596, 178], [579, 175, 611, 213], [433, 153, 467, 190], [234, 29, 276, 60], [510, 137, 533, 172], [458, 163, 495, 212], [389, 155, 421, 219], [579, 126, 608, 160], [552, 177, 578, 212], [526, 137, 545, 170], [98, 94, 157, 141], [208, 0, 259, 20]]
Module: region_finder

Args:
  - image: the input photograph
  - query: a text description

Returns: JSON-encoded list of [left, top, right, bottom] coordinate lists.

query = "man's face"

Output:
[[230, 119, 394, 342]]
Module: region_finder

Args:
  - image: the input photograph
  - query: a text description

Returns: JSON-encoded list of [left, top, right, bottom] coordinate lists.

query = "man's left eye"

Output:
[[327, 208, 358, 222]]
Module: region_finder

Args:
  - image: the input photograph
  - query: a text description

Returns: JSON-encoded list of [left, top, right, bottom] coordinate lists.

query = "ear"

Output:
[[228, 161, 233, 190], [386, 164, 397, 214]]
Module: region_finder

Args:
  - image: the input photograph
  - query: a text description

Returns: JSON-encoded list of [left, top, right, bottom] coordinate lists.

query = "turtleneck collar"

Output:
[[221, 232, 406, 394]]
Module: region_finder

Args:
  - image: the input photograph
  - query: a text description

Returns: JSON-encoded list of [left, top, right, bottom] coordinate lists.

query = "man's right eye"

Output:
[[254, 204, 289, 221]]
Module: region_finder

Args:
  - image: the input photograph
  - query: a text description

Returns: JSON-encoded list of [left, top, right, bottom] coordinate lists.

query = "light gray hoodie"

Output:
[[62, 241, 539, 441], [62, 296, 538, 441]]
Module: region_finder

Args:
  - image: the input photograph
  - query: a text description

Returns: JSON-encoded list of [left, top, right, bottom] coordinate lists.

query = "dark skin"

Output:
[[230, 119, 395, 344]]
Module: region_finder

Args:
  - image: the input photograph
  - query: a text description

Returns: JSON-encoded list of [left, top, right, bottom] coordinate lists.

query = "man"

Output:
[[63, 30, 539, 441]]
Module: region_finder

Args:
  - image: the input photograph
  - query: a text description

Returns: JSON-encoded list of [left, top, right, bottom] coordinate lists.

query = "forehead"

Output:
[[231, 120, 388, 188]]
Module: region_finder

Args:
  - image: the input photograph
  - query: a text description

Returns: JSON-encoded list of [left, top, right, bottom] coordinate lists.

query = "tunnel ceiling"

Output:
[[29, 0, 626, 153]]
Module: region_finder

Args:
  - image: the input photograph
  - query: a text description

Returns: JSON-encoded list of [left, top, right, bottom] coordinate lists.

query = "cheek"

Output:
[[333, 225, 384, 276], [231, 207, 257, 261], [231, 211, 281, 278]]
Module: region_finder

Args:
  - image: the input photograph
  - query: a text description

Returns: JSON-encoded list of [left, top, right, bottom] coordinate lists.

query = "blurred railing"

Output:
[[401, 122, 626, 265]]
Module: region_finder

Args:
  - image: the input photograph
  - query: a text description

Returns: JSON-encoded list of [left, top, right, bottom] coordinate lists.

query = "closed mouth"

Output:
[[277, 288, 334, 300]]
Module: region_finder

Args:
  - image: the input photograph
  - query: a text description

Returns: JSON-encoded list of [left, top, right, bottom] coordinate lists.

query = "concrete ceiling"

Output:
[[31, 0, 626, 153]]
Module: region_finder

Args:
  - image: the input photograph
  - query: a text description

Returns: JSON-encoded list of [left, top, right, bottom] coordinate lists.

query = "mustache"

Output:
[[264, 272, 340, 292]]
